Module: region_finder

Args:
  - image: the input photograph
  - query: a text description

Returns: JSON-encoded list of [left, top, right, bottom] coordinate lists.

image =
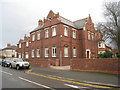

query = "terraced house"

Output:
[[17, 10, 99, 66]]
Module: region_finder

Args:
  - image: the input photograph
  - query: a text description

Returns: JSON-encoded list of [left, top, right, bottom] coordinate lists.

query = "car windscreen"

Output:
[[14, 58, 24, 62]]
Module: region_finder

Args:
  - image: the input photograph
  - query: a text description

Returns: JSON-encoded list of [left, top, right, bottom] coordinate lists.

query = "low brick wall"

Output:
[[71, 58, 120, 74], [25, 58, 50, 68]]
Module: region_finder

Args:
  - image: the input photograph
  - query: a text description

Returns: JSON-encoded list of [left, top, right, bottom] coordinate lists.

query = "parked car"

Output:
[[9, 58, 30, 70], [0, 58, 2, 65], [2, 58, 12, 67]]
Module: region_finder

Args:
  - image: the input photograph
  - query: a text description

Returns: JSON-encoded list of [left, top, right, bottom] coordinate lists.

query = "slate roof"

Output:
[[59, 16, 76, 28], [2, 45, 17, 50], [59, 16, 87, 29], [31, 16, 87, 32], [31, 24, 43, 32], [74, 18, 87, 29]]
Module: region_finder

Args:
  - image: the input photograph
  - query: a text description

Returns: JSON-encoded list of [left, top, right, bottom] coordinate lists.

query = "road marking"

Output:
[[0, 70, 13, 75], [26, 71, 111, 89], [18, 77, 54, 89], [64, 84, 79, 88]]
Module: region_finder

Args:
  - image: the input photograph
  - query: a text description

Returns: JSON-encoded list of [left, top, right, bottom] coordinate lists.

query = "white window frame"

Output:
[[98, 41, 105, 48], [19, 43, 21, 48], [45, 48, 49, 57], [25, 52, 29, 59], [52, 47, 56, 57], [45, 29, 49, 38], [26, 41, 29, 47], [91, 33, 94, 40], [18, 53, 21, 58], [32, 49, 35, 58], [37, 49, 40, 57], [64, 26, 68, 36], [37, 32, 40, 40], [22, 53, 24, 59], [73, 30, 76, 39], [64, 46, 68, 57], [88, 31, 90, 40], [52, 26, 56, 36], [73, 48, 76, 57], [32, 34, 35, 41]]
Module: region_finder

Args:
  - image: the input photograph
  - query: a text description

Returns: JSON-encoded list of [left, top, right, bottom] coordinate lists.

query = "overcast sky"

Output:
[[0, 0, 116, 49]]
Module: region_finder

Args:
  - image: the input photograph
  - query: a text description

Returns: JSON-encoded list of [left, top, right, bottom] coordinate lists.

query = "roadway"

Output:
[[0, 65, 119, 90]]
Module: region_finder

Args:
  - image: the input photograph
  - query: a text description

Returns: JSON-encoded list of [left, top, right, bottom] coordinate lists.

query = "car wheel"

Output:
[[16, 65, 20, 70], [5, 64, 7, 67], [9, 64, 12, 69], [26, 66, 29, 69]]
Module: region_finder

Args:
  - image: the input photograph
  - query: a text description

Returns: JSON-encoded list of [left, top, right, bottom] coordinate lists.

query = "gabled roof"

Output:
[[74, 18, 87, 29], [31, 10, 88, 32]]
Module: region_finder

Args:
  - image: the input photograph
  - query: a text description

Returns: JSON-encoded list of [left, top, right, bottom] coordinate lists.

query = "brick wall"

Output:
[[71, 58, 120, 74], [25, 58, 49, 68]]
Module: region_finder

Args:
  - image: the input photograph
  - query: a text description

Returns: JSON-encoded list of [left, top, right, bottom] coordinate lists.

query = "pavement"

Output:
[[30, 66, 120, 87]]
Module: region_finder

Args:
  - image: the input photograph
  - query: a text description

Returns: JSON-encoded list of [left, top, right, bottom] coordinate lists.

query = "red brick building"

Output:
[[17, 10, 101, 66]]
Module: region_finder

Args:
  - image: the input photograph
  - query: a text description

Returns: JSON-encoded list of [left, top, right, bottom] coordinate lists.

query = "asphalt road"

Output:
[[0, 65, 119, 90]]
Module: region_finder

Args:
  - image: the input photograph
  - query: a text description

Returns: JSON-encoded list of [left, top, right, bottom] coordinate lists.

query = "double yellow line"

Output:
[[25, 70, 113, 89]]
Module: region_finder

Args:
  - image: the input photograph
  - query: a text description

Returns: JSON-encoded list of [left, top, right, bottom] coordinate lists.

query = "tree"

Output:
[[97, 1, 120, 57]]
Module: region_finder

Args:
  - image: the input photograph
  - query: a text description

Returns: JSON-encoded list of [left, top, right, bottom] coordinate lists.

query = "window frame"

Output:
[[52, 47, 56, 57], [88, 31, 91, 40], [52, 26, 56, 37], [45, 48, 49, 57], [91, 32, 94, 40], [32, 34, 35, 41], [32, 49, 35, 58], [64, 46, 68, 57], [19, 43, 21, 48], [25, 52, 29, 59], [37, 31, 40, 40], [45, 29, 49, 38], [26, 41, 29, 47], [64, 26, 68, 36], [73, 48, 76, 57], [37, 49, 40, 57], [73, 30, 76, 39]]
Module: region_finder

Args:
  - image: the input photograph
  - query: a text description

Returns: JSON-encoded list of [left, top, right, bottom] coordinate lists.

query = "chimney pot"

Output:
[[38, 19, 43, 25]]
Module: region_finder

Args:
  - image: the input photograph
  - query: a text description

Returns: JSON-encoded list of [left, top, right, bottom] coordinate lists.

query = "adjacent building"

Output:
[[17, 10, 109, 66], [2, 44, 17, 58]]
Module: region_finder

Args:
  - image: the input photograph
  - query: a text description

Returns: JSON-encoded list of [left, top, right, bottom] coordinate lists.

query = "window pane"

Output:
[[52, 47, 56, 57], [37, 32, 40, 40], [45, 48, 49, 57], [64, 27, 68, 36], [52, 27, 56, 36], [64, 47, 68, 57]]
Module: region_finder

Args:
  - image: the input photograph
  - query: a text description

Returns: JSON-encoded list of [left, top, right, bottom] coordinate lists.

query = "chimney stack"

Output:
[[24, 34, 27, 40], [38, 19, 43, 25], [7, 43, 11, 47]]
